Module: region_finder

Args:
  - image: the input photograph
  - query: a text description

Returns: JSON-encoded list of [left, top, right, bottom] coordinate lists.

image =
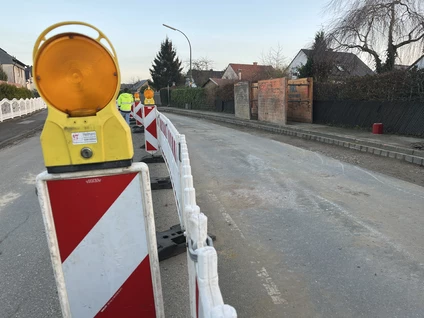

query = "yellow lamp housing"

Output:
[[33, 21, 133, 173], [144, 87, 155, 105]]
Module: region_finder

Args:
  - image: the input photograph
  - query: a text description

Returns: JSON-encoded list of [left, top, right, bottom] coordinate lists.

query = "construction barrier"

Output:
[[133, 100, 143, 126], [142, 105, 159, 154], [155, 111, 237, 318], [36, 164, 164, 317]]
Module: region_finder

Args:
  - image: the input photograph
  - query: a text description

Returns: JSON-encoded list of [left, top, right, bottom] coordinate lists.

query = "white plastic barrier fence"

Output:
[[157, 112, 183, 227], [156, 111, 237, 318], [0, 97, 47, 122]]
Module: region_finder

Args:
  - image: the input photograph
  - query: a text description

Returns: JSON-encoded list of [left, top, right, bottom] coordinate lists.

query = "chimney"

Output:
[[253, 62, 258, 65], [238, 69, 242, 80]]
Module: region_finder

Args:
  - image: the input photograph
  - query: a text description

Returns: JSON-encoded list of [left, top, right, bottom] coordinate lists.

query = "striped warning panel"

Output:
[[143, 105, 158, 154], [40, 169, 162, 317]]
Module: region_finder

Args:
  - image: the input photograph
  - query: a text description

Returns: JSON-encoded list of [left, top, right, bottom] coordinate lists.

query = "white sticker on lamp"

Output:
[[71, 131, 98, 145]]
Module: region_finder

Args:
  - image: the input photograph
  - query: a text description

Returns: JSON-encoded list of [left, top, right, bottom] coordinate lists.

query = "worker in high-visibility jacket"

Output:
[[117, 88, 134, 125]]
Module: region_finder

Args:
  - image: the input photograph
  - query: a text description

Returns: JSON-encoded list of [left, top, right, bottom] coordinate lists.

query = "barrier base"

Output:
[[157, 224, 186, 261], [157, 224, 217, 261], [151, 176, 172, 190], [141, 154, 165, 163], [132, 125, 144, 134]]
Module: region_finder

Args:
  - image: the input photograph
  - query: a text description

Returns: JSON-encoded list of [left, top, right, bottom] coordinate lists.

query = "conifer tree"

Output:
[[149, 37, 183, 90]]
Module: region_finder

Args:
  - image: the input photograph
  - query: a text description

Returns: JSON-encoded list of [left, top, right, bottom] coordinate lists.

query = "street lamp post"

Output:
[[162, 23, 192, 87]]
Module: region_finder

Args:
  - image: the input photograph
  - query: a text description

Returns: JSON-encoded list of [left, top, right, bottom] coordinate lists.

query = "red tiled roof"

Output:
[[228, 63, 275, 81]]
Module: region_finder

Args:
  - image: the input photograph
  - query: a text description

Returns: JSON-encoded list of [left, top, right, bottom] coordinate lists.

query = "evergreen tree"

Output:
[[149, 37, 183, 90], [0, 65, 8, 81]]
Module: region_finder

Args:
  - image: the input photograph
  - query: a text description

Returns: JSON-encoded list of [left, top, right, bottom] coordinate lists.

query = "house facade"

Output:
[[0, 48, 27, 86], [287, 49, 374, 79]]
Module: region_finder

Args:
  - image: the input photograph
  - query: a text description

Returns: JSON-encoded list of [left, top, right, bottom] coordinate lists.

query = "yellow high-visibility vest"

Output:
[[117, 93, 134, 111]]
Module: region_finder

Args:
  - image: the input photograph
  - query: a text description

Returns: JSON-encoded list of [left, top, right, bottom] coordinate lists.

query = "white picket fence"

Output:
[[0, 97, 47, 122]]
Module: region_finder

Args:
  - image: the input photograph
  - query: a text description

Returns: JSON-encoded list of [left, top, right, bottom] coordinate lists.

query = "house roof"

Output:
[[121, 80, 149, 92], [409, 55, 424, 69], [202, 78, 238, 87], [297, 49, 374, 77], [191, 69, 224, 87], [0, 48, 27, 67], [227, 63, 275, 81]]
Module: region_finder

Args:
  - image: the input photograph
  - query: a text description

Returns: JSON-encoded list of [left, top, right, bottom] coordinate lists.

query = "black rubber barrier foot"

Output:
[[132, 126, 144, 134], [151, 177, 172, 190], [140, 155, 165, 163], [156, 224, 217, 262], [157, 224, 186, 262]]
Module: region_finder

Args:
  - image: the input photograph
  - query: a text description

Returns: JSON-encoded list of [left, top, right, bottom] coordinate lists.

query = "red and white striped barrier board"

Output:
[[130, 102, 134, 119], [36, 163, 164, 318], [133, 101, 143, 127], [142, 105, 159, 154]]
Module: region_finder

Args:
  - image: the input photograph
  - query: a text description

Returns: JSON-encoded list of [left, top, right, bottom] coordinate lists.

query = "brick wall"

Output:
[[234, 81, 250, 119], [258, 78, 287, 125], [287, 78, 313, 123]]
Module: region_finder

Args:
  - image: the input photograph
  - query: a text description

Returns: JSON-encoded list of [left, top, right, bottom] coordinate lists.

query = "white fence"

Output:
[[156, 109, 237, 317], [0, 97, 47, 122]]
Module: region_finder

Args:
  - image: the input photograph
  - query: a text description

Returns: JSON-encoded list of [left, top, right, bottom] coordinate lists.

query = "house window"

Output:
[[336, 65, 345, 72]]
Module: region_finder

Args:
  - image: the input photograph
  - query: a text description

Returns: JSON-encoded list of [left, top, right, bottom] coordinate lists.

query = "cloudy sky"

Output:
[[1, 0, 337, 83]]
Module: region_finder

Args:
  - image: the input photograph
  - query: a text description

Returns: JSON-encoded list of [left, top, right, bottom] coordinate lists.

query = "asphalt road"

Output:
[[166, 113, 424, 318], [0, 113, 423, 317]]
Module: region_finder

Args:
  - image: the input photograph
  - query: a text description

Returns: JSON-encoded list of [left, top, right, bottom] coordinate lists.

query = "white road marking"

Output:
[[314, 152, 324, 165], [207, 190, 245, 239], [339, 162, 345, 175], [256, 267, 287, 305], [354, 166, 424, 200], [22, 173, 37, 185], [18, 120, 35, 125], [0, 192, 20, 208]]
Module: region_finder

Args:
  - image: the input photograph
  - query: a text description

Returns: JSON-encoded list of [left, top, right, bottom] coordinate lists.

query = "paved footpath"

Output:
[[0, 110, 47, 149], [159, 107, 424, 167]]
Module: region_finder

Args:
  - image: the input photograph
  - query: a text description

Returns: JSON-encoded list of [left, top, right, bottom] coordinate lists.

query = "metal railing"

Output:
[[0, 97, 47, 122]]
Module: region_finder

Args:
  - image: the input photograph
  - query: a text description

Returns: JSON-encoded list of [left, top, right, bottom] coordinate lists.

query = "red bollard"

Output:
[[372, 123, 383, 134]]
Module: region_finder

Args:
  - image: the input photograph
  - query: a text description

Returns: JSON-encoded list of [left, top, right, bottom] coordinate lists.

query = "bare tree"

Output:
[[325, 0, 424, 73], [185, 57, 214, 71], [260, 43, 289, 77]]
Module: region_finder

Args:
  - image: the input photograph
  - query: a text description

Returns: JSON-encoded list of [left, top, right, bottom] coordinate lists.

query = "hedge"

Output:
[[0, 83, 34, 100], [314, 68, 424, 102], [170, 87, 206, 109]]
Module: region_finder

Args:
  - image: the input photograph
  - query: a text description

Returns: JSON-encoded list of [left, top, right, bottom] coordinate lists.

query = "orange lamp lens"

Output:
[[144, 89, 154, 99], [34, 33, 118, 116]]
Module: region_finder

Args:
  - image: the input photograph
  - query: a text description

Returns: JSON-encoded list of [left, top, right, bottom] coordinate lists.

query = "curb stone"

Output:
[[159, 107, 424, 167]]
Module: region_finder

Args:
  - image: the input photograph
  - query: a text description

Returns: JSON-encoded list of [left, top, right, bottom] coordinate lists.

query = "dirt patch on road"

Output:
[[205, 120, 424, 188]]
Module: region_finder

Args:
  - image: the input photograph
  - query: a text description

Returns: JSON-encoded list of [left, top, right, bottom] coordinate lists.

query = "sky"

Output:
[[1, 0, 335, 83]]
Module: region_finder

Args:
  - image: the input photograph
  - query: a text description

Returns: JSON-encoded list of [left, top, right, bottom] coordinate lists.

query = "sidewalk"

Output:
[[0, 110, 47, 149], [158, 107, 424, 167]]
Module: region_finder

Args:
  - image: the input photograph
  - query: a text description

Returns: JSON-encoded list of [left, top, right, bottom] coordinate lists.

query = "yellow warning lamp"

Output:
[[33, 21, 133, 173], [134, 92, 140, 102], [144, 87, 155, 105]]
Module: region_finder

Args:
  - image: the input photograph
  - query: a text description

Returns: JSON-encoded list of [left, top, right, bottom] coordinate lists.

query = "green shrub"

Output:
[[314, 68, 424, 102], [0, 83, 34, 100], [171, 87, 206, 109]]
